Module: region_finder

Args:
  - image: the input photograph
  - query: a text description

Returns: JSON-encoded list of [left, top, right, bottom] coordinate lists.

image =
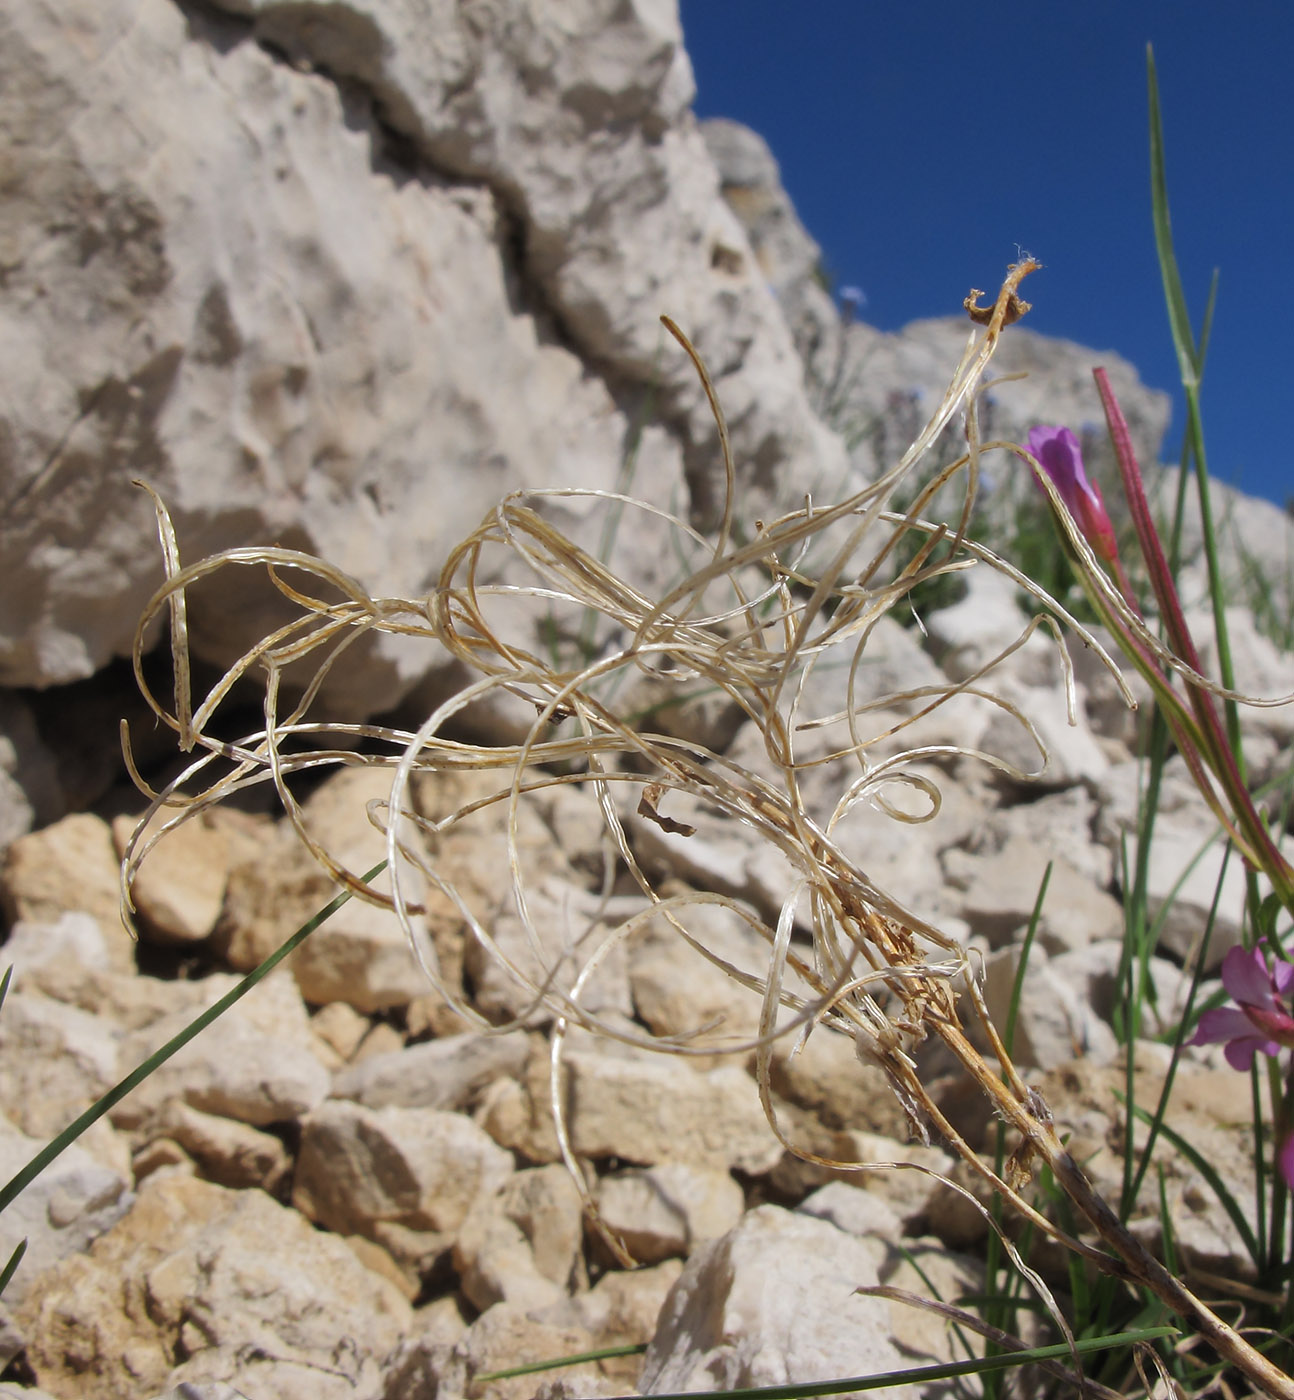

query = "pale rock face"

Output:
[[331, 1030, 530, 1113], [292, 1099, 514, 1241], [980, 941, 1118, 1071], [111, 810, 232, 945], [562, 1048, 783, 1174], [453, 1164, 585, 1312], [111, 974, 330, 1129], [0, 1115, 133, 1306], [462, 875, 635, 1023], [1094, 758, 1260, 969], [594, 1161, 746, 1263], [16, 1173, 411, 1400], [1, 0, 839, 709], [943, 833, 1123, 954], [627, 899, 791, 1044], [0, 993, 122, 1139], [3, 911, 113, 986], [639, 1204, 905, 1399], [0, 812, 135, 970], [0, 693, 63, 852], [151, 1101, 291, 1194]]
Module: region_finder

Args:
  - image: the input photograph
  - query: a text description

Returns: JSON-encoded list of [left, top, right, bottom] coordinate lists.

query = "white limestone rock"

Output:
[[112, 973, 330, 1129], [626, 898, 787, 1045], [594, 1161, 746, 1264], [0, 1115, 133, 1306], [462, 876, 635, 1024], [17, 1172, 410, 1400], [1095, 758, 1262, 968], [980, 942, 1118, 1071], [292, 1100, 514, 1242], [0, 694, 63, 854], [0, 992, 122, 1140], [2, 0, 835, 708], [112, 809, 239, 945], [332, 1030, 529, 1112], [3, 911, 112, 988], [562, 1048, 782, 1175], [943, 832, 1123, 954], [0, 812, 135, 971], [453, 1164, 585, 1312], [639, 1204, 905, 1399], [153, 1100, 291, 1194]]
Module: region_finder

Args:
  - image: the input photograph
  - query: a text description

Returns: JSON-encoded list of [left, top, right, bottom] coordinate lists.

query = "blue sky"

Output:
[[680, 2, 1294, 511]]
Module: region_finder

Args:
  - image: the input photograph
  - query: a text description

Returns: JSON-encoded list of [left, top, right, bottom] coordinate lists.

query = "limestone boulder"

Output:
[[16, 1172, 411, 1400], [331, 1030, 529, 1113], [1, 0, 838, 710], [0, 813, 135, 971], [1095, 758, 1260, 968], [452, 1164, 585, 1312], [111, 973, 329, 1130], [111, 809, 261, 946], [292, 1100, 514, 1244], [639, 1204, 905, 1399], [980, 942, 1118, 1071], [561, 1048, 782, 1175], [593, 1161, 745, 1264], [476, 1036, 781, 1174], [0, 993, 122, 1139], [0, 693, 63, 853], [943, 833, 1123, 953]]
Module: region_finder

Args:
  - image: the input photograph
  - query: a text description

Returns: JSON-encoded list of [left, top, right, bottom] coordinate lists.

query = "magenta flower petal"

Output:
[[1280, 1133, 1294, 1192], [1026, 425, 1120, 565], [1221, 945, 1280, 1010], [1223, 1035, 1279, 1073], [1191, 1006, 1261, 1046], [1274, 959, 1294, 998]]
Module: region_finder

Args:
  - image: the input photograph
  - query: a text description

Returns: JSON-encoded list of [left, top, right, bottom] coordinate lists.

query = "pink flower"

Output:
[[1192, 946, 1294, 1192], [1191, 944, 1294, 1071], [1026, 425, 1120, 566]]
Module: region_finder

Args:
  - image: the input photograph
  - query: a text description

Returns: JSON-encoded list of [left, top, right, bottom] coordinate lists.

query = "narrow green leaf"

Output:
[[1121, 1096, 1261, 1266], [0, 1238, 26, 1300], [599, 1328, 1178, 1400], [1147, 45, 1199, 390], [479, 1343, 647, 1382]]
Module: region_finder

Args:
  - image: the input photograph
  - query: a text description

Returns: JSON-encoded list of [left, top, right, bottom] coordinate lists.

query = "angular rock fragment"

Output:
[[640, 1205, 904, 1398], [292, 1100, 514, 1243]]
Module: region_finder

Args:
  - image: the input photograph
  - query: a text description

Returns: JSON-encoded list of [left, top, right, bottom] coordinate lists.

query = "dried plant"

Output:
[[120, 259, 1294, 1398]]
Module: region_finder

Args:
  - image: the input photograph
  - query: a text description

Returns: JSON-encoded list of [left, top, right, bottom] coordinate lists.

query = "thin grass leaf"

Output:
[[1147, 45, 1200, 391], [1124, 868, 1218, 1213], [614, 1327, 1178, 1400], [1005, 861, 1051, 1058], [0, 1238, 26, 1300], [477, 1343, 647, 1382], [0, 862, 386, 1219], [0, 965, 11, 1018], [1121, 1095, 1261, 1267]]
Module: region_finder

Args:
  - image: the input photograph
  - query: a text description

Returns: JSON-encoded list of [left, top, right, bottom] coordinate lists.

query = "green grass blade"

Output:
[[1121, 1095, 1261, 1266], [478, 1343, 647, 1382], [0, 965, 11, 1018], [0, 860, 387, 1219], [0, 1238, 26, 1300], [603, 1328, 1178, 1400], [1005, 860, 1051, 1058], [981, 859, 1052, 1398], [1147, 45, 1199, 390]]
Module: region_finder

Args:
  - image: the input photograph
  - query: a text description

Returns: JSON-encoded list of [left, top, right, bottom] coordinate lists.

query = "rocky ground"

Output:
[[0, 571, 1292, 1399]]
